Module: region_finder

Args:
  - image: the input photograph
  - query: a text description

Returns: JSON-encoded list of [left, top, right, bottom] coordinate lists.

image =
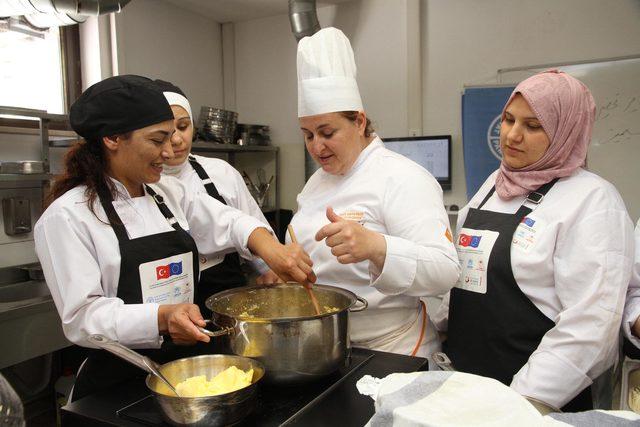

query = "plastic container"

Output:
[[620, 359, 640, 412], [0, 373, 25, 427]]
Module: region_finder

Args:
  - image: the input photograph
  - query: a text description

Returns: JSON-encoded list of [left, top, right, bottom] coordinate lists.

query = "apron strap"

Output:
[[477, 178, 560, 220], [512, 178, 560, 221], [477, 186, 496, 210], [144, 185, 181, 231], [98, 190, 130, 242], [188, 155, 227, 205]]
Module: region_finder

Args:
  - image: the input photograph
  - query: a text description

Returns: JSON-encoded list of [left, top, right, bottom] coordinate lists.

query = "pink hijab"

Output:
[[494, 70, 596, 199]]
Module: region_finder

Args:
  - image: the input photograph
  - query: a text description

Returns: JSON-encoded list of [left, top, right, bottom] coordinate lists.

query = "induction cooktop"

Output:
[[117, 349, 374, 427]]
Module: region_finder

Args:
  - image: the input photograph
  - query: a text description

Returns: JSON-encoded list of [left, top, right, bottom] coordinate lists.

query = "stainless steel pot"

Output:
[[204, 283, 367, 384], [87, 335, 265, 426]]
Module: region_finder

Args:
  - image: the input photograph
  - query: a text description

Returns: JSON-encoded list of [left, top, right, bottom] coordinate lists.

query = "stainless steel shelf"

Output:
[[0, 106, 67, 122], [0, 173, 52, 182], [191, 141, 278, 153]]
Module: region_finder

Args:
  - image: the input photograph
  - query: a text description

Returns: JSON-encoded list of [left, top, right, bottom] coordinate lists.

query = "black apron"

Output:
[[445, 179, 592, 412], [188, 156, 247, 315], [72, 185, 202, 401]]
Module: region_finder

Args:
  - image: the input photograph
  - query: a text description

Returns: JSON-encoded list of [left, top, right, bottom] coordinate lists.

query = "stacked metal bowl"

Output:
[[197, 107, 238, 144], [235, 124, 271, 146]]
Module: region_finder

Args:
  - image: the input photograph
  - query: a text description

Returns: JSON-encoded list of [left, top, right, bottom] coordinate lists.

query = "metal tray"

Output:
[[0, 161, 44, 174], [620, 359, 640, 412]]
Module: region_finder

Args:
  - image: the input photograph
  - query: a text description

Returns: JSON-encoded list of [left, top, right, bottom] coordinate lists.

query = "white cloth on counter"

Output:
[[357, 371, 640, 427], [622, 220, 640, 349], [433, 168, 635, 408], [359, 371, 553, 426], [163, 154, 272, 273], [289, 137, 460, 358], [34, 176, 267, 349]]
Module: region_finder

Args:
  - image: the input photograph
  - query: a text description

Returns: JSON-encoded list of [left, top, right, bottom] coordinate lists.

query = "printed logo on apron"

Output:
[[512, 216, 545, 253], [139, 252, 194, 304], [337, 209, 366, 225], [454, 228, 500, 294]]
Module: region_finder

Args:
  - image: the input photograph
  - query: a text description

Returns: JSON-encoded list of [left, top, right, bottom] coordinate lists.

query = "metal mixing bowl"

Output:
[[146, 354, 265, 426]]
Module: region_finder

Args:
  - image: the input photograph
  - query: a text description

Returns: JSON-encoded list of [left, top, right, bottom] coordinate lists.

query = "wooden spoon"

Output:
[[287, 224, 322, 316]]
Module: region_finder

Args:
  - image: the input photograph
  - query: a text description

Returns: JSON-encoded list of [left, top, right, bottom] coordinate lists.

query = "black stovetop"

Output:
[[62, 348, 427, 427], [117, 351, 373, 426]]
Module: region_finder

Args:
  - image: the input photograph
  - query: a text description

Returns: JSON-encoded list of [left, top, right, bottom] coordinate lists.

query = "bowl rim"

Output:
[[205, 282, 360, 323]]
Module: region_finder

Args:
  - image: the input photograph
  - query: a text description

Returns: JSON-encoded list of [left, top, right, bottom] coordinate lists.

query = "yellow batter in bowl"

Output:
[[175, 366, 254, 397]]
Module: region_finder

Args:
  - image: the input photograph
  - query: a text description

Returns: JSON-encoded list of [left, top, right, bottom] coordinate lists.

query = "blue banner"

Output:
[[461, 86, 515, 199]]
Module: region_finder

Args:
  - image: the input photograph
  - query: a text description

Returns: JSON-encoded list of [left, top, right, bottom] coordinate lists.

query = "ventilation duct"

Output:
[[288, 0, 320, 42], [0, 0, 130, 28], [289, 0, 322, 179]]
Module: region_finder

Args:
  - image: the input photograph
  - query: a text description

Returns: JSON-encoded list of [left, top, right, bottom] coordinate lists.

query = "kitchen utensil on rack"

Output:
[[287, 224, 321, 316], [205, 283, 367, 384], [235, 124, 270, 146], [243, 170, 273, 208], [257, 168, 267, 186]]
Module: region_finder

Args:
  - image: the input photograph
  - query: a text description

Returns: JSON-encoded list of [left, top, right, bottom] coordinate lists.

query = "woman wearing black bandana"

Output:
[[34, 75, 315, 400]]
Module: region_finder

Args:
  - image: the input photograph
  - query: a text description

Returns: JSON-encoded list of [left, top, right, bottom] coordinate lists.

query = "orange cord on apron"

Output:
[[410, 300, 427, 357]]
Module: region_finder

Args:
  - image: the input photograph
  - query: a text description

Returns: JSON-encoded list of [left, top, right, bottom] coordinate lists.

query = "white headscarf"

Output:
[[163, 91, 192, 121], [297, 27, 363, 118], [162, 90, 193, 175]]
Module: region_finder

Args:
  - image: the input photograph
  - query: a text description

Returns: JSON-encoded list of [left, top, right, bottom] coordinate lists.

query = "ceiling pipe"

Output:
[[0, 0, 130, 28], [288, 0, 320, 42]]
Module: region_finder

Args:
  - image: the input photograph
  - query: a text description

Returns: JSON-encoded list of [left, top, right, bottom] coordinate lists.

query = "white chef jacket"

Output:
[[433, 168, 634, 408], [622, 220, 640, 347], [289, 137, 460, 357], [163, 154, 272, 273], [34, 176, 267, 349]]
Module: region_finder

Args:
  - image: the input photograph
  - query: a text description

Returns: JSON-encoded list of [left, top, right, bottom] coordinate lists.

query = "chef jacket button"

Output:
[[200, 256, 207, 263]]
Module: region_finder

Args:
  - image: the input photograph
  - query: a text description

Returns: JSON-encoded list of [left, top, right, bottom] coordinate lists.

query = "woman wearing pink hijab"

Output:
[[434, 70, 634, 411]]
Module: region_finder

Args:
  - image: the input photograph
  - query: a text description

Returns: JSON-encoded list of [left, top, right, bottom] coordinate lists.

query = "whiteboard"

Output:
[[498, 56, 640, 223]]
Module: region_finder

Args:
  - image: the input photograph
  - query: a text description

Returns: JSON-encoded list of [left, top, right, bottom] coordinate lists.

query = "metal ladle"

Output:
[[86, 334, 181, 397]]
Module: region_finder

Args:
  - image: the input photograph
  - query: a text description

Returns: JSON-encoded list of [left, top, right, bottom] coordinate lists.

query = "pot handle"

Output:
[[349, 296, 368, 312], [198, 319, 234, 338], [87, 334, 154, 374]]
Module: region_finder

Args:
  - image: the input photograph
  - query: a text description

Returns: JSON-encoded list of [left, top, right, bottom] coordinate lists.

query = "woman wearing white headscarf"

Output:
[[154, 80, 280, 315], [434, 70, 634, 411], [288, 27, 460, 360]]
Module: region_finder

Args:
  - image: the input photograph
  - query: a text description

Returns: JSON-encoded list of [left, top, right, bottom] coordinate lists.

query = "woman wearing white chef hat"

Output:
[[288, 27, 460, 360]]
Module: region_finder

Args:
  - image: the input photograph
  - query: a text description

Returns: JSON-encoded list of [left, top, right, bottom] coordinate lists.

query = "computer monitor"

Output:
[[383, 135, 452, 190]]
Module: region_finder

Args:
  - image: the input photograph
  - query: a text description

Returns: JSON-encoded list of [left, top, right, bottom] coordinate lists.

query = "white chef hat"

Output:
[[297, 27, 364, 118]]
